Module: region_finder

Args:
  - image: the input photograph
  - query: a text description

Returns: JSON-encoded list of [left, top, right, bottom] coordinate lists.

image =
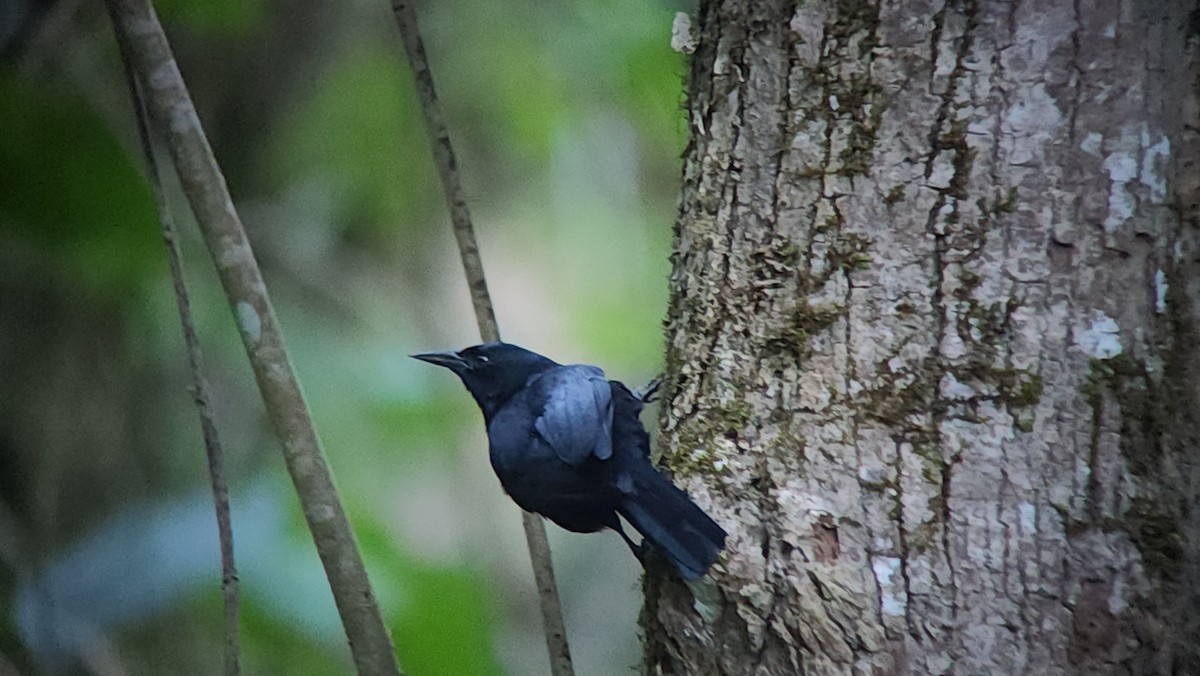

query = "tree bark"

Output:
[[647, 1, 1200, 674]]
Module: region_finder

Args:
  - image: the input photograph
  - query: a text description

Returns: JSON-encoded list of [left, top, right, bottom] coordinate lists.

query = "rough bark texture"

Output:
[[647, 1, 1200, 674]]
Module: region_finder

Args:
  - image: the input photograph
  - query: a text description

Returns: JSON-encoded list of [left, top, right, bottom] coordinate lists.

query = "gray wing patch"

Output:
[[533, 365, 613, 465]]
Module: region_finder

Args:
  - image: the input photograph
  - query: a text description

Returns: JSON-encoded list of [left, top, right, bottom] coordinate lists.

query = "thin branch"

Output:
[[104, 2, 402, 674], [388, 2, 574, 675], [112, 28, 240, 676], [389, 1, 499, 338], [517, 516, 574, 674]]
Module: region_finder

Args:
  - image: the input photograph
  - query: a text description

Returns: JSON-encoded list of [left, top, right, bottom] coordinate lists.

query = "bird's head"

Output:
[[412, 342, 557, 419]]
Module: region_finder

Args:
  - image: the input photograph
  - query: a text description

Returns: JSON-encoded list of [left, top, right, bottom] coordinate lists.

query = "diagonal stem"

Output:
[[388, 2, 574, 674], [111, 25, 241, 676], [105, 1, 402, 673]]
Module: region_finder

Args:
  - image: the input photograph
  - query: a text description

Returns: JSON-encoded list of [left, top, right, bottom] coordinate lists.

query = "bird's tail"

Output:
[[618, 465, 726, 580]]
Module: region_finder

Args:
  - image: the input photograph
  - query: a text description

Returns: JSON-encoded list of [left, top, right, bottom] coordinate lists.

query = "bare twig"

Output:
[[389, 2, 499, 337], [111, 28, 240, 676], [104, 2, 401, 674], [388, 2, 574, 674]]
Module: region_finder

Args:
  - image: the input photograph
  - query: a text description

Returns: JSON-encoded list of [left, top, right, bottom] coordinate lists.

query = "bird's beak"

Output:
[[411, 350, 468, 371]]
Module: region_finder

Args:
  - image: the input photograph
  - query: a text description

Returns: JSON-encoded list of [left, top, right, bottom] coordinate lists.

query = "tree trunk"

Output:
[[646, 1, 1200, 674]]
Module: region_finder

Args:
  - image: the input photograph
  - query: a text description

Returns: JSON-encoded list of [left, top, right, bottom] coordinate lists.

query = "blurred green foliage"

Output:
[[156, 0, 269, 37], [357, 518, 502, 676], [0, 74, 159, 298], [268, 45, 438, 245], [0, 0, 689, 673]]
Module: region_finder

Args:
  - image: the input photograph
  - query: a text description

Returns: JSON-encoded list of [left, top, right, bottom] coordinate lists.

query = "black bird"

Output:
[[413, 342, 726, 580]]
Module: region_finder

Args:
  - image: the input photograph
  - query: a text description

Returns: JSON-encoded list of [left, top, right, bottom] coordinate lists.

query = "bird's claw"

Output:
[[630, 541, 646, 562], [635, 374, 664, 404], [613, 522, 646, 562]]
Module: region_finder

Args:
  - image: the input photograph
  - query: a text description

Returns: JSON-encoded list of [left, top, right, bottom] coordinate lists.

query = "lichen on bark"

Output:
[[647, 1, 1200, 674]]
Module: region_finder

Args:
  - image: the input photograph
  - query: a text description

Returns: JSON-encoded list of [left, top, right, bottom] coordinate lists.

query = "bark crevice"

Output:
[[649, 1, 1200, 674]]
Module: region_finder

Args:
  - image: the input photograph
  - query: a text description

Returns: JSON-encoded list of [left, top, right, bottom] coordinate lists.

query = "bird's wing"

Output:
[[532, 365, 614, 465]]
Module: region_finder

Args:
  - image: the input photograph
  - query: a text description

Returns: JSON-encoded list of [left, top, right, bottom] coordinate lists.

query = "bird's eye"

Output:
[[477, 355, 489, 363]]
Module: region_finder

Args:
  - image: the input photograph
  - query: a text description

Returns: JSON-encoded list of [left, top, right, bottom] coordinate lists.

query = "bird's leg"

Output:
[[612, 521, 644, 561], [634, 374, 664, 404]]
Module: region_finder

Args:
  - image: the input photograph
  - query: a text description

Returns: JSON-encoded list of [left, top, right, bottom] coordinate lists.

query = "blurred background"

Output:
[[0, 0, 690, 673]]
